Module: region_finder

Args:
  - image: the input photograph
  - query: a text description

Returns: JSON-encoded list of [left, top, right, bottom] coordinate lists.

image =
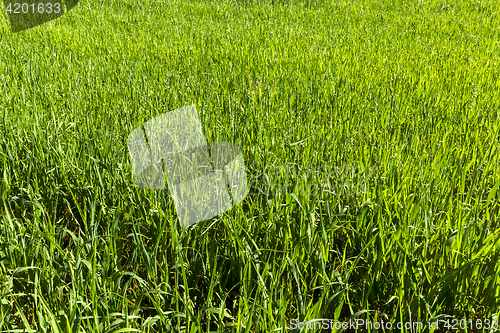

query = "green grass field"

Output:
[[1, 0, 500, 331]]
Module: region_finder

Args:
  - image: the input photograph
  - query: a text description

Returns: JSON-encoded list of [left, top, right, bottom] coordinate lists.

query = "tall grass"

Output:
[[1, 0, 500, 331]]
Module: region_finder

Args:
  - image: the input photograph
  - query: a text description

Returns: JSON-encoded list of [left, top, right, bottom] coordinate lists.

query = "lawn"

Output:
[[1, 0, 500, 331]]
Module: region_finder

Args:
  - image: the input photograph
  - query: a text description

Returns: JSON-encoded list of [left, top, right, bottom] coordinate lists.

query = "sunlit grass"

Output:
[[1, 0, 500, 331]]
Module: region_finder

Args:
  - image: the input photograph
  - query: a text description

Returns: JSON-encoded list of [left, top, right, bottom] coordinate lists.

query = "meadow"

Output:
[[1, 0, 500, 331]]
